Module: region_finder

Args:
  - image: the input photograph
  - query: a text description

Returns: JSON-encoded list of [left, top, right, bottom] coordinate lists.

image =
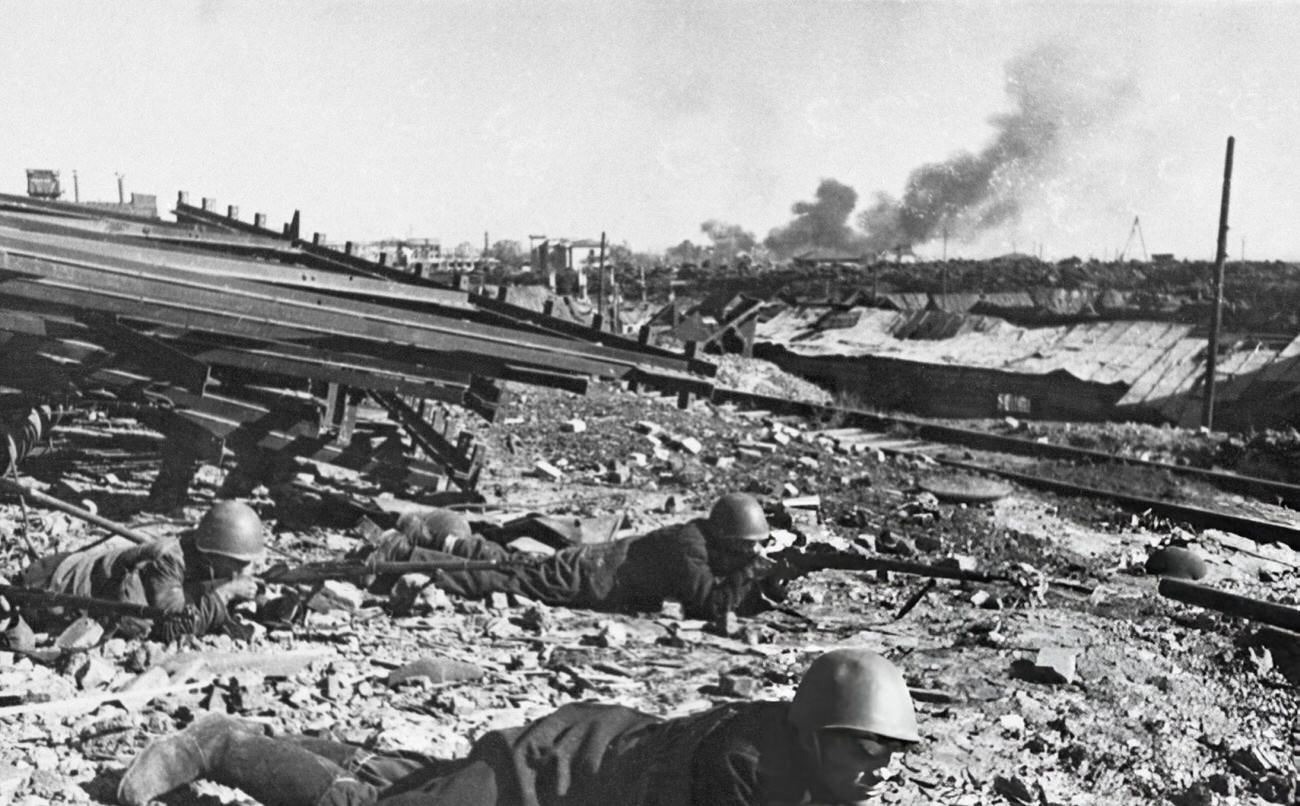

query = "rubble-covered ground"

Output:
[[1, 362, 1298, 805]]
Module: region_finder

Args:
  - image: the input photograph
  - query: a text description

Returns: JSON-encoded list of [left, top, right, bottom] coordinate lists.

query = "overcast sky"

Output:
[[2, 1, 1296, 260]]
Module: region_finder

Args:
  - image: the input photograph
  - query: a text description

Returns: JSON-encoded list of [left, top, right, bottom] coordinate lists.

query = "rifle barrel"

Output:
[[262, 557, 515, 585]]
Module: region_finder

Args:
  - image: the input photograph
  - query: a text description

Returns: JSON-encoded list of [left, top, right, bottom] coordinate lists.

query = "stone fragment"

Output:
[[914, 533, 944, 552], [308, 580, 366, 613], [876, 531, 916, 557], [1013, 647, 1079, 684], [560, 418, 587, 434], [678, 436, 703, 454], [55, 616, 104, 651], [659, 601, 685, 620], [997, 714, 1026, 736], [533, 460, 563, 481], [385, 657, 485, 688], [27, 747, 59, 772], [1033, 648, 1078, 684], [0, 766, 32, 802], [937, 554, 979, 573], [489, 592, 511, 611], [593, 621, 628, 648], [718, 673, 757, 698]]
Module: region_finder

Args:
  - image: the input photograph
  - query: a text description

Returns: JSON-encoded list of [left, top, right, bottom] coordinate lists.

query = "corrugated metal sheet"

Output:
[[756, 305, 1300, 424], [876, 292, 930, 311]]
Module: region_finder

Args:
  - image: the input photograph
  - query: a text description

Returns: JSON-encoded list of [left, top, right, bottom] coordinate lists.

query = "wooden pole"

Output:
[[0, 477, 152, 545], [1202, 135, 1235, 430], [1159, 577, 1300, 632]]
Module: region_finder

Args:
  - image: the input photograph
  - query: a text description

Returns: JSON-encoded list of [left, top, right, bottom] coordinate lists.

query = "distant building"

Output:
[[24, 168, 159, 218], [25, 169, 61, 199], [531, 238, 610, 299], [78, 193, 159, 219]]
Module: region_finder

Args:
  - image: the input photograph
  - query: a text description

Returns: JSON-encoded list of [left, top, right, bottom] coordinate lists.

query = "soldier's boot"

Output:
[[118, 714, 372, 806]]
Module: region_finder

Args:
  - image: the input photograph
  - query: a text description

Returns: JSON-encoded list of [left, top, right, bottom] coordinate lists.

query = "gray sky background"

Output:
[[2, 1, 1295, 260]]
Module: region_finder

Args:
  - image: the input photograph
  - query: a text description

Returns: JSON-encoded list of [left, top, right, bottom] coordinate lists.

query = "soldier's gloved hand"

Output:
[[215, 575, 260, 605]]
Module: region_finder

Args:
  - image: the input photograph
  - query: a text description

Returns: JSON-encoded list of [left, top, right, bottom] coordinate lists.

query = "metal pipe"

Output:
[[1202, 135, 1235, 430]]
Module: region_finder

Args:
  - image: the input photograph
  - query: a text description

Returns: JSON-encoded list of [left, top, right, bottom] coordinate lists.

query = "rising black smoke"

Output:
[[762, 178, 865, 259], [858, 42, 1136, 254]]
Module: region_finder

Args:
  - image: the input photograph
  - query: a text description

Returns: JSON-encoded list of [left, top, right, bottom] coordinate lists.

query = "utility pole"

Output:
[[72, 170, 80, 203], [115, 173, 125, 204], [1202, 136, 1235, 431], [597, 231, 607, 331]]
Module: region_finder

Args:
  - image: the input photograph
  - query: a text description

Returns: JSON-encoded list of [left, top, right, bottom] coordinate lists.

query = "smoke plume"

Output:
[[700, 219, 757, 256], [763, 179, 865, 259], [858, 42, 1136, 253]]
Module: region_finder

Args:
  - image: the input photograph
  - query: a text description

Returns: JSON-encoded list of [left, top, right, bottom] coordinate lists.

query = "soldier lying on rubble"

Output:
[[367, 492, 788, 621], [118, 647, 922, 806], [4, 500, 265, 643]]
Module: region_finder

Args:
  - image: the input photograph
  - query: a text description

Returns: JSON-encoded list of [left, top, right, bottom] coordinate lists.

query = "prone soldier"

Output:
[[3, 500, 265, 643], [119, 647, 922, 806], [366, 492, 786, 621]]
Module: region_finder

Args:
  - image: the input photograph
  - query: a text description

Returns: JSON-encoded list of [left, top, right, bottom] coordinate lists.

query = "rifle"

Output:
[[767, 547, 1012, 584], [261, 556, 526, 586], [765, 547, 1093, 594], [0, 583, 184, 624]]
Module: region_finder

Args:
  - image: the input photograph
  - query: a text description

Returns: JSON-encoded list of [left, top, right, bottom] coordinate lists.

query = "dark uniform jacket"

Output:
[[17, 537, 232, 640], [380, 520, 771, 620], [473, 701, 810, 806], [327, 701, 811, 806]]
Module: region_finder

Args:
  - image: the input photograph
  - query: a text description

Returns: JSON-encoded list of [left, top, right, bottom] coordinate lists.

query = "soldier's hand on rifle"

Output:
[[215, 575, 260, 605], [753, 555, 802, 582]]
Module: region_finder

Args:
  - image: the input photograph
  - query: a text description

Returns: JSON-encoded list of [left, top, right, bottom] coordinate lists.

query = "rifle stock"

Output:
[[0, 583, 175, 622]]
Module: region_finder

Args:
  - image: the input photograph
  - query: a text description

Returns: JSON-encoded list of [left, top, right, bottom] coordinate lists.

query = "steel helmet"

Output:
[[788, 648, 921, 743], [397, 508, 472, 544], [707, 493, 769, 543], [194, 500, 265, 562]]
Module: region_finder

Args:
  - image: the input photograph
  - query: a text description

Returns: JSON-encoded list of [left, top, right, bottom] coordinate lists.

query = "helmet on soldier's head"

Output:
[[706, 493, 769, 543], [194, 500, 265, 562], [788, 648, 921, 743]]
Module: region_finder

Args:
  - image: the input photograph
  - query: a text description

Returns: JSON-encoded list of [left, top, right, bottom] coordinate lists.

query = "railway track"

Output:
[[705, 386, 1300, 550]]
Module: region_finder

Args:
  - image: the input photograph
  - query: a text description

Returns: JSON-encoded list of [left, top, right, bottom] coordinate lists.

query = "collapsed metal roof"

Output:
[[0, 190, 717, 497], [755, 305, 1300, 425]]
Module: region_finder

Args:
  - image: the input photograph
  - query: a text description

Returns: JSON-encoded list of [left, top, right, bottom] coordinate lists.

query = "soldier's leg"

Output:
[[118, 714, 379, 806]]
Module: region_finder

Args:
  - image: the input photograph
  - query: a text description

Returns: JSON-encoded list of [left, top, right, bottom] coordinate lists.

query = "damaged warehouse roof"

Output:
[[753, 305, 1300, 429], [0, 189, 717, 500]]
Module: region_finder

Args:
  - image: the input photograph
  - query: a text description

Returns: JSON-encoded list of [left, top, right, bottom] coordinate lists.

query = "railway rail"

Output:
[[705, 386, 1300, 550]]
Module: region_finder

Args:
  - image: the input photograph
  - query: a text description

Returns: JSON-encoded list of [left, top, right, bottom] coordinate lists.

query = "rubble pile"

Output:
[[0, 380, 1297, 805]]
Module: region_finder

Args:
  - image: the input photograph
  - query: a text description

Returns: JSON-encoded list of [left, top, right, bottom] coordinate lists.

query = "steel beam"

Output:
[[0, 222, 473, 310], [0, 252, 642, 378]]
